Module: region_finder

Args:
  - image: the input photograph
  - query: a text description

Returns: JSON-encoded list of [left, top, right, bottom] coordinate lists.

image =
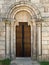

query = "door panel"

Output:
[[16, 23, 31, 57], [16, 26, 22, 57], [24, 25, 31, 57]]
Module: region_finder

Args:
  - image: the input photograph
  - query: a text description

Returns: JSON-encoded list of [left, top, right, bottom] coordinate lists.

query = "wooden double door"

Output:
[[16, 22, 31, 57]]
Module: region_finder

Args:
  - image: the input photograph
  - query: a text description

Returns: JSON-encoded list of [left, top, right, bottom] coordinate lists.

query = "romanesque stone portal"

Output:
[[0, 0, 49, 61]]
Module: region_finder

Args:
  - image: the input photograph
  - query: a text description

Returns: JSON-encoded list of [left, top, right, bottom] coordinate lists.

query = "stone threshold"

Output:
[[10, 57, 40, 65]]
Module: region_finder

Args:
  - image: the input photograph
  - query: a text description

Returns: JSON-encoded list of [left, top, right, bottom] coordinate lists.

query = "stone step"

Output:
[[10, 58, 40, 65]]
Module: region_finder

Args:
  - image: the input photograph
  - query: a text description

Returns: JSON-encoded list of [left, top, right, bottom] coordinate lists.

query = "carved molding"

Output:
[[7, 1, 41, 20]]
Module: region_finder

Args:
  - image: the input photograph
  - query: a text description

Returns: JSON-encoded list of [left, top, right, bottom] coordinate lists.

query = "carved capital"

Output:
[[35, 18, 42, 27], [36, 22, 42, 27], [2, 18, 11, 26]]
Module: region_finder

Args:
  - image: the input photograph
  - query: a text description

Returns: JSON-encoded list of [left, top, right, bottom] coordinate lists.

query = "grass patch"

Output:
[[40, 62, 49, 65], [0, 58, 11, 65]]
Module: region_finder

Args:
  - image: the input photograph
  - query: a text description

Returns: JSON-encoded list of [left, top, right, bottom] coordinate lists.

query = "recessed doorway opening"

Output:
[[16, 22, 31, 57]]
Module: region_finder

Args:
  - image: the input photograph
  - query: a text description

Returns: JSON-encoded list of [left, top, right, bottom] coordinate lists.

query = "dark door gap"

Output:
[[22, 25, 24, 57]]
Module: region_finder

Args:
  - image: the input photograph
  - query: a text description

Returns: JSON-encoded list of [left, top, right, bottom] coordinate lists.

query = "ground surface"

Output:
[[0, 59, 11, 65], [10, 58, 40, 65], [40, 62, 49, 65]]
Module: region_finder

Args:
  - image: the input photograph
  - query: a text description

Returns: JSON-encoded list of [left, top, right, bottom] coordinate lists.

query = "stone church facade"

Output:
[[0, 0, 49, 61]]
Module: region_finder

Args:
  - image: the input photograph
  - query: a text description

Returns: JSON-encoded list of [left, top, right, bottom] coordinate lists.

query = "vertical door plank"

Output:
[[16, 26, 22, 57]]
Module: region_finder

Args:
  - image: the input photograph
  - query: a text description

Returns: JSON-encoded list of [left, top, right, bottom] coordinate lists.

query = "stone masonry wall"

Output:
[[42, 21, 49, 61], [0, 22, 5, 59]]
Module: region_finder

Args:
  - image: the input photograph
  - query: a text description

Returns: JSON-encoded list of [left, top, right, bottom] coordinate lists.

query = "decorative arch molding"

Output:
[[7, 1, 41, 20]]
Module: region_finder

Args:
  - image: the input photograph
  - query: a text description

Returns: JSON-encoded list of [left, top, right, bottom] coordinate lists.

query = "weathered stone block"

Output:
[[42, 50, 48, 54], [42, 22, 49, 27], [42, 40, 48, 44], [0, 22, 5, 26], [47, 45, 49, 49], [42, 55, 47, 61], [0, 0, 4, 4], [42, 37, 49, 40], [42, 27, 49, 32], [42, 32, 48, 36], [47, 41, 49, 44], [0, 27, 5, 32], [0, 41, 5, 45], [42, 44, 48, 50]]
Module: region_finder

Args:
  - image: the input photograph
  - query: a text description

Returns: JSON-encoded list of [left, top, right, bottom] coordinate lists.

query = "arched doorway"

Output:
[[14, 10, 32, 58], [16, 22, 31, 57], [6, 1, 41, 60]]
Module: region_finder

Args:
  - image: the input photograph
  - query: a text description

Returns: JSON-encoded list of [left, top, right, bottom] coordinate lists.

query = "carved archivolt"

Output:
[[7, 1, 41, 21]]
